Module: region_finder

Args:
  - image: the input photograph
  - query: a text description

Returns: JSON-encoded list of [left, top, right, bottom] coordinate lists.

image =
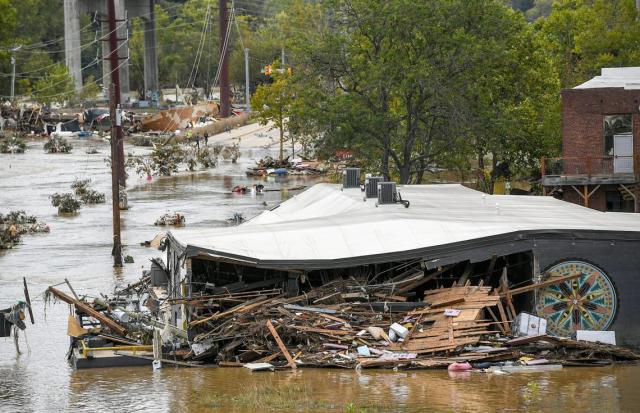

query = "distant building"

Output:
[[542, 67, 640, 212]]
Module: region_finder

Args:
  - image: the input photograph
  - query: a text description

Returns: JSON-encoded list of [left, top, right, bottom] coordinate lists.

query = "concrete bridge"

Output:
[[63, 0, 159, 98]]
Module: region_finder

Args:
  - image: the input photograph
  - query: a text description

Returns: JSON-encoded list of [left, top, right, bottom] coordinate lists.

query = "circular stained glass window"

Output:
[[535, 260, 617, 337]]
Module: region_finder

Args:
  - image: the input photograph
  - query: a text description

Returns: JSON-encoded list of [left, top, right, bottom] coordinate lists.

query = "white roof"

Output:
[[575, 67, 640, 89], [170, 183, 640, 265]]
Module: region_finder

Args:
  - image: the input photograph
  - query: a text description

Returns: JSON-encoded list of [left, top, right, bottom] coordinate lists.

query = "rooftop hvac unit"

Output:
[[365, 176, 383, 199], [376, 182, 410, 208], [377, 182, 396, 205], [342, 168, 360, 189]]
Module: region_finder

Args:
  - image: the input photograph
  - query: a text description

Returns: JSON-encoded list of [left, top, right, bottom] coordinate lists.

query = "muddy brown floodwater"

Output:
[[1, 126, 640, 412]]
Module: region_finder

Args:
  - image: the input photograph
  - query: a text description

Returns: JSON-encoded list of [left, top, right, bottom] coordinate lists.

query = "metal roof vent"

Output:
[[365, 176, 383, 199], [342, 168, 360, 189], [376, 182, 410, 208]]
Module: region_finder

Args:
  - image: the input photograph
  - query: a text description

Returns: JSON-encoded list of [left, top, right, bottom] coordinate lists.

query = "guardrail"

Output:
[[541, 155, 640, 178]]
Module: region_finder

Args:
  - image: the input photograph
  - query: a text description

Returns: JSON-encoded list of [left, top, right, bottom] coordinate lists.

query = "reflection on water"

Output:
[[1, 133, 640, 412]]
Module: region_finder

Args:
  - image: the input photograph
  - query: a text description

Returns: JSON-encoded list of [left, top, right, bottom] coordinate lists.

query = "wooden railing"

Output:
[[541, 155, 640, 178]]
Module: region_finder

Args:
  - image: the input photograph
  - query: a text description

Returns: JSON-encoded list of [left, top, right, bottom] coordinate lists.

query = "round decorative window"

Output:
[[535, 260, 617, 337]]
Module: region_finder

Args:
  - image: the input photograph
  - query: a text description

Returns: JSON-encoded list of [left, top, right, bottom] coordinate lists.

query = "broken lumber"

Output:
[[500, 272, 582, 297], [47, 286, 126, 336], [266, 320, 297, 369]]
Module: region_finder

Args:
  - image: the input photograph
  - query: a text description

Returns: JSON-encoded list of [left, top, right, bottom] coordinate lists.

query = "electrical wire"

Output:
[[185, 4, 212, 90]]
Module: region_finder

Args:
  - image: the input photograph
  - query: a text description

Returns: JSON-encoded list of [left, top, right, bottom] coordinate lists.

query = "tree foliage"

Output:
[[32, 63, 75, 105], [538, 0, 640, 88], [281, 0, 558, 186], [251, 65, 294, 161]]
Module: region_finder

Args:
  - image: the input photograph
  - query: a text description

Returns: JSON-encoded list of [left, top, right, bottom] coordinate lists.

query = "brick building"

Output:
[[542, 67, 640, 212]]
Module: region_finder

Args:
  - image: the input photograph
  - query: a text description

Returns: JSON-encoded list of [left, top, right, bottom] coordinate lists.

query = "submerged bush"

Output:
[[197, 147, 217, 168], [151, 143, 184, 176], [50, 193, 81, 214], [44, 136, 73, 153], [71, 178, 92, 196], [80, 189, 105, 204], [0, 136, 27, 153], [1, 210, 50, 249]]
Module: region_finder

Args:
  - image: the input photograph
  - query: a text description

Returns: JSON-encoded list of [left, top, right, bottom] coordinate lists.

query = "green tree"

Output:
[[33, 63, 74, 105], [283, 0, 559, 185], [251, 65, 294, 162], [538, 0, 640, 88]]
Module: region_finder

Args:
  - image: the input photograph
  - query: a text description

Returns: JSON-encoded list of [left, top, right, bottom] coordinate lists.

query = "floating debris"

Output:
[[154, 212, 185, 226], [228, 212, 245, 225]]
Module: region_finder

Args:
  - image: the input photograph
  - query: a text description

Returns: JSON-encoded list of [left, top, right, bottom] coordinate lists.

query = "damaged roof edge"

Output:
[[170, 229, 640, 271]]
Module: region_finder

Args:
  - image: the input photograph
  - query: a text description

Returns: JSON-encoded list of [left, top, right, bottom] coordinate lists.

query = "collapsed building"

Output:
[[162, 180, 640, 349]]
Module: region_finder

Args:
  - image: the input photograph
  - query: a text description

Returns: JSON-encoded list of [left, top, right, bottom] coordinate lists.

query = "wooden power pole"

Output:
[[219, 0, 231, 117], [106, 0, 123, 267]]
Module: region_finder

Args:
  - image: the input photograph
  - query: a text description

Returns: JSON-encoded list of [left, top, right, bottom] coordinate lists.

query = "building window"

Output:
[[605, 191, 634, 212], [603, 115, 632, 156]]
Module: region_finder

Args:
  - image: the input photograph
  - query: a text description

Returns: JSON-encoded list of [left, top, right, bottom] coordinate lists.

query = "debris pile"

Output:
[[45, 272, 639, 372], [0, 211, 49, 249], [154, 212, 185, 226], [246, 156, 327, 177], [44, 136, 73, 153]]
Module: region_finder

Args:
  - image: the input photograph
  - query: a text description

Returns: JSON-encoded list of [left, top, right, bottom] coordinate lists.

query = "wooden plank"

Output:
[[486, 307, 507, 335], [372, 293, 407, 302], [318, 313, 349, 324], [500, 272, 582, 297], [254, 352, 281, 364], [500, 269, 517, 319], [430, 297, 465, 308], [283, 304, 337, 314], [47, 287, 126, 336], [266, 320, 297, 369], [289, 326, 351, 336], [397, 266, 449, 293], [189, 296, 269, 328], [23, 277, 34, 324], [495, 300, 511, 335], [65, 278, 80, 300]]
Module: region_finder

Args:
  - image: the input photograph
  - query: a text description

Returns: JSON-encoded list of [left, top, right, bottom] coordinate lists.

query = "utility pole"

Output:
[[244, 48, 250, 111], [281, 47, 285, 67], [107, 0, 123, 267], [219, 0, 230, 117], [10, 46, 21, 102]]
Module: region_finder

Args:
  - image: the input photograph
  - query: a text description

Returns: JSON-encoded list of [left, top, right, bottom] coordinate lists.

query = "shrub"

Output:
[[50, 193, 81, 214], [44, 136, 73, 153]]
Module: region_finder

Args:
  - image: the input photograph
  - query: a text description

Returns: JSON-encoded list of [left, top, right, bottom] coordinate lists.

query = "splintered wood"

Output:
[[388, 285, 501, 353]]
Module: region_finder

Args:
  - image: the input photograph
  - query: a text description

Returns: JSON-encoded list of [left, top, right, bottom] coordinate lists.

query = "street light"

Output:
[[10, 45, 22, 103]]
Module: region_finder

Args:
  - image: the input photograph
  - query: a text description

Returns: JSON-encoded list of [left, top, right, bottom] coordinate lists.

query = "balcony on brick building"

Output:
[[542, 67, 640, 213]]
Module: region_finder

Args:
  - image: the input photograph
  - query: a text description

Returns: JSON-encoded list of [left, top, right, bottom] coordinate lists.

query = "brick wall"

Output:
[[562, 88, 640, 159]]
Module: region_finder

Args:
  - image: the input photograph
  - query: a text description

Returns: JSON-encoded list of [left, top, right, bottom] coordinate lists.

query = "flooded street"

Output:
[[1, 124, 640, 412]]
